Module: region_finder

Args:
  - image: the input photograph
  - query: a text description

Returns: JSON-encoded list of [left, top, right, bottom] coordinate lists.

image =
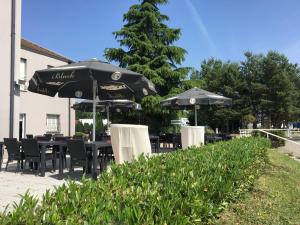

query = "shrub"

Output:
[[0, 137, 270, 224], [268, 130, 286, 148]]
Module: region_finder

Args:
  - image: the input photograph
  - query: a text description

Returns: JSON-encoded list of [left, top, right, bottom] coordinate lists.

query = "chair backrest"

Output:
[[53, 136, 71, 141], [166, 133, 174, 142], [43, 134, 52, 141], [26, 134, 33, 139], [4, 138, 20, 157], [35, 135, 49, 141], [73, 135, 87, 141], [67, 139, 86, 160], [21, 139, 40, 157]]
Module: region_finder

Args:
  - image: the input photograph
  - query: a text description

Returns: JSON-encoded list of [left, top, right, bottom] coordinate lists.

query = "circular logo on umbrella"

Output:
[[111, 71, 122, 80], [189, 98, 196, 104], [143, 88, 148, 96], [75, 90, 83, 98]]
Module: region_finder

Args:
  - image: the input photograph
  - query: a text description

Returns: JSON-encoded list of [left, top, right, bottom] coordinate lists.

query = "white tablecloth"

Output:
[[180, 126, 205, 149], [110, 124, 152, 164]]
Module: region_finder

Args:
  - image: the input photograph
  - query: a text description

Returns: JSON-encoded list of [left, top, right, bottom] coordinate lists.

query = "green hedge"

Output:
[[0, 137, 270, 224], [252, 130, 285, 148]]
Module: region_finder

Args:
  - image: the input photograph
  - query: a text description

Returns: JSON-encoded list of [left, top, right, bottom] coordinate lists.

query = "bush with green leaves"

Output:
[[0, 137, 270, 224]]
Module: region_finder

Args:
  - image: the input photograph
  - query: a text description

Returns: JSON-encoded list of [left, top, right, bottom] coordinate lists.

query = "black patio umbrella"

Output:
[[28, 60, 156, 140], [72, 99, 142, 126], [160, 87, 232, 126]]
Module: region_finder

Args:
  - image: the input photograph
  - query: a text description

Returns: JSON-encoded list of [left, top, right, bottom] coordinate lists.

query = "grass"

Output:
[[216, 149, 300, 225]]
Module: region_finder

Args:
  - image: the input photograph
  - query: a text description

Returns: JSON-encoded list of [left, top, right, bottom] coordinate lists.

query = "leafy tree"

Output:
[[76, 111, 92, 120], [198, 59, 246, 131], [182, 68, 203, 89], [241, 51, 300, 128], [75, 121, 84, 133], [104, 0, 189, 132]]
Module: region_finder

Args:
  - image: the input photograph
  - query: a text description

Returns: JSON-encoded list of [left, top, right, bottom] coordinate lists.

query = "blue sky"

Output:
[[22, 0, 300, 69]]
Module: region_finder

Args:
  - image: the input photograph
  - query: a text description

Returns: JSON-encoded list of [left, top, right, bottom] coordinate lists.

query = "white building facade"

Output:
[[0, 0, 75, 140]]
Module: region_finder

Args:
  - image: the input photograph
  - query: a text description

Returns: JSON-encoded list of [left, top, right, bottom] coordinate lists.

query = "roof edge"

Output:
[[21, 38, 74, 63]]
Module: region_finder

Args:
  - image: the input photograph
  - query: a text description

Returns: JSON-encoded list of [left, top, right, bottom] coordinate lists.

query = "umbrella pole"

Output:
[[195, 105, 197, 126], [106, 105, 110, 131], [92, 80, 97, 141]]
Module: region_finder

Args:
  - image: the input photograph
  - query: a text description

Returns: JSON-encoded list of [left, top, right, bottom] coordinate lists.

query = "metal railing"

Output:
[[239, 129, 300, 147]]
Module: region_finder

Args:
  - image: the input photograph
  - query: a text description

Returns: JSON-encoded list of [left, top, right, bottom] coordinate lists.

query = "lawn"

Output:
[[216, 149, 300, 225]]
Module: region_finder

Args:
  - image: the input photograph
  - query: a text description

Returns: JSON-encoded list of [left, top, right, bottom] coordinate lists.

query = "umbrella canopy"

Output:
[[28, 60, 156, 140], [160, 87, 232, 125], [28, 60, 156, 100]]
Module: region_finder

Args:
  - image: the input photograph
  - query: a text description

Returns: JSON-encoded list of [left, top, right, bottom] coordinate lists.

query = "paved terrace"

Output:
[[0, 149, 78, 212], [0, 144, 174, 213]]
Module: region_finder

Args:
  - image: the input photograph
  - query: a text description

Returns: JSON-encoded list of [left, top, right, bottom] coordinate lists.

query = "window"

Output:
[[20, 58, 27, 80], [46, 114, 60, 133]]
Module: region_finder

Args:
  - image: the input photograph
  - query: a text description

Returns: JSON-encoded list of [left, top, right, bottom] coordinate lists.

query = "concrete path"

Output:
[[0, 148, 72, 213], [0, 169, 65, 212], [278, 139, 300, 159]]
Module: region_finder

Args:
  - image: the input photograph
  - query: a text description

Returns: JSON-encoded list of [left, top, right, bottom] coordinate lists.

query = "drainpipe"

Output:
[[68, 98, 71, 136], [9, 0, 16, 138]]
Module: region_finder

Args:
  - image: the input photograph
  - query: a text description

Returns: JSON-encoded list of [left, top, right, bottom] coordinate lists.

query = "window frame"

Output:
[[20, 58, 27, 81], [46, 114, 61, 133]]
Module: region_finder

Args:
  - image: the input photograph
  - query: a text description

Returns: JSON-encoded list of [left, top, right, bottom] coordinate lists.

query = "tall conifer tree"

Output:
[[105, 0, 189, 131]]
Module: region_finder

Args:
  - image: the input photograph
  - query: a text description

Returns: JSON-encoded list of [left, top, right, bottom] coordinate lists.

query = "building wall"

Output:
[[0, 0, 21, 140], [20, 49, 75, 136]]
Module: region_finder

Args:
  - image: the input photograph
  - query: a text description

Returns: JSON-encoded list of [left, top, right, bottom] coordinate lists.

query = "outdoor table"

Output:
[[37, 141, 111, 180], [110, 124, 152, 164], [149, 135, 160, 153], [180, 126, 205, 149]]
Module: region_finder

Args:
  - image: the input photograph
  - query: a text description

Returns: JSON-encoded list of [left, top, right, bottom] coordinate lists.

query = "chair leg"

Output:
[[5, 158, 9, 171], [17, 160, 20, 172], [69, 159, 73, 172], [52, 156, 55, 171], [0, 151, 2, 171], [36, 162, 40, 176], [21, 159, 24, 170]]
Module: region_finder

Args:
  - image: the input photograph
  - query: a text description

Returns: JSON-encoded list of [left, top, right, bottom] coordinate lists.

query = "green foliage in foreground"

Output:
[[217, 149, 300, 224], [0, 137, 270, 224]]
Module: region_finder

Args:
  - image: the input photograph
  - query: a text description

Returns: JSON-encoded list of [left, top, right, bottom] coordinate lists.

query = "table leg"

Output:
[[59, 145, 63, 179], [92, 145, 97, 180], [0, 144, 3, 171], [41, 145, 46, 176]]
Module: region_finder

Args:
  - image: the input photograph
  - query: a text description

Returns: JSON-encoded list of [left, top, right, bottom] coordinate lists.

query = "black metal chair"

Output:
[[35, 135, 54, 164], [4, 138, 23, 171], [172, 134, 182, 149], [52, 136, 70, 168], [43, 133, 52, 141], [149, 135, 160, 153], [67, 140, 92, 173], [21, 139, 55, 174], [35, 135, 50, 141], [53, 136, 71, 141], [98, 146, 114, 171], [26, 134, 33, 139], [73, 134, 88, 141]]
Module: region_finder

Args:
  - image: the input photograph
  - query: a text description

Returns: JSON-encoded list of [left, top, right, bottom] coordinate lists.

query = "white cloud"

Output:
[[183, 0, 218, 56]]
